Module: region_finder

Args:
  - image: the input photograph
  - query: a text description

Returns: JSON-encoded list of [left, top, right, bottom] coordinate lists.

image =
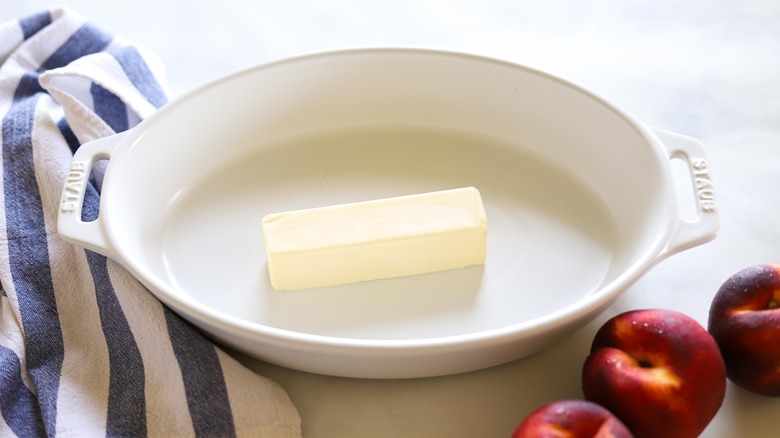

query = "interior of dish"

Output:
[[159, 125, 616, 339]]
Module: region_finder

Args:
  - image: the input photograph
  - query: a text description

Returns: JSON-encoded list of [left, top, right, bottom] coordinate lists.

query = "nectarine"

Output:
[[708, 263, 780, 396], [512, 399, 632, 438], [582, 309, 726, 438]]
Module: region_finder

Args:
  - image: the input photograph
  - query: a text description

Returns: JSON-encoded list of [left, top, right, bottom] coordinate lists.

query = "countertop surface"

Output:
[[6, 1, 780, 436]]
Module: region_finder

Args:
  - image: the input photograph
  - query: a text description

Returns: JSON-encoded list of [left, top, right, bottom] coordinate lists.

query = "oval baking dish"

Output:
[[58, 49, 718, 378]]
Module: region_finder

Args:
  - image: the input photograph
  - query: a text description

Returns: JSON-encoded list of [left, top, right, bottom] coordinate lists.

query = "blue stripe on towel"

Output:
[[19, 11, 51, 40], [85, 250, 147, 436], [0, 345, 46, 437], [111, 46, 167, 108], [2, 84, 63, 433], [165, 307, 237, 437], [80, 163, 101, 222], [91, 82, 129, 132], [13, 73, 44, 97], [42, 23, 111, 70]]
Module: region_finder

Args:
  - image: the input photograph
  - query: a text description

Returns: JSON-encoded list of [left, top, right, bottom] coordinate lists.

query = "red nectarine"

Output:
[[512, 399, 633, 438], [708, 263, 780, 396], [582, 309, 726, 438]]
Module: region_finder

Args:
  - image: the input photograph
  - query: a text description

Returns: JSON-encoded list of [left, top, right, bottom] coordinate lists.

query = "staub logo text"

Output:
[[61, 161, 87, 213], [691, 158, 715, 213]]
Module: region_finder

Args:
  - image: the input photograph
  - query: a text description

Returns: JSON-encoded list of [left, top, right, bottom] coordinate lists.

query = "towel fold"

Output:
[[0, 7, 301, 437]]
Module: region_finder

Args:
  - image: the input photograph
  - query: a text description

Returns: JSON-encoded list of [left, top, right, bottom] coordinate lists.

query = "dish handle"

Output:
[[57, 133, 124, 257], [653, 127, 719, 259]]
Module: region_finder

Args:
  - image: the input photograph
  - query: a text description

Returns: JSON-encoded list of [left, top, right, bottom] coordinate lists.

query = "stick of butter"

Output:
[[262, 187, 487, 291]]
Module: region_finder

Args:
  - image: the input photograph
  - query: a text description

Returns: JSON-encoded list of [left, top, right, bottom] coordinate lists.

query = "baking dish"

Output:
[[57, 48, 718, 378]]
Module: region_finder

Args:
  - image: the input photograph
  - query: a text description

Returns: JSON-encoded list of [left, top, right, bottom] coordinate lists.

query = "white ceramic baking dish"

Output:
[[58, 49, 718, 378]]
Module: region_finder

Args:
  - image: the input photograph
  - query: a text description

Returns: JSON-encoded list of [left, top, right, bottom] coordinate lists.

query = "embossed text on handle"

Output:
[[61, 161, 87, 213], [691, 158, 716, 213]]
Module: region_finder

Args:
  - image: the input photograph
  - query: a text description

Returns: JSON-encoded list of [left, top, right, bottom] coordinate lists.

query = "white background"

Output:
[[5, 1, 780, 436]]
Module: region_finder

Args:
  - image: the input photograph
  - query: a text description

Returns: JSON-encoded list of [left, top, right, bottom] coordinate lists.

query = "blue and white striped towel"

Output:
[[0, 8, 301, 437]]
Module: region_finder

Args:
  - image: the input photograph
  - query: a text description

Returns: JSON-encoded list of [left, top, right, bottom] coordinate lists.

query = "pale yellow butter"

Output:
[[262, 187, 487, 291]]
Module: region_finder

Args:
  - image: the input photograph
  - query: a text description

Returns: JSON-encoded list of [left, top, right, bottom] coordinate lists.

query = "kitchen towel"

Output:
[[0, 7, 301, 437]]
